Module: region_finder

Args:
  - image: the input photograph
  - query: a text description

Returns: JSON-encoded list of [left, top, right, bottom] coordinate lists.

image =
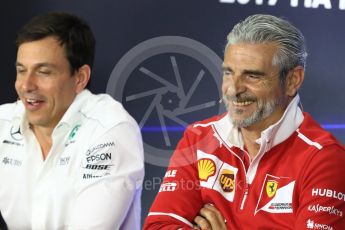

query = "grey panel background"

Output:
[[1, 0, 344, 228]]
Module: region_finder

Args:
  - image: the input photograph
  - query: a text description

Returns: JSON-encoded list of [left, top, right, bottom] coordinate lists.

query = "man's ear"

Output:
[[285, 66, 304, 97], [74, 64, 91, 93]]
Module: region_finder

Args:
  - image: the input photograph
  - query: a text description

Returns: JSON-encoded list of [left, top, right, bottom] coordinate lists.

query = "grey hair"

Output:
[[226, 14, 307, 81]]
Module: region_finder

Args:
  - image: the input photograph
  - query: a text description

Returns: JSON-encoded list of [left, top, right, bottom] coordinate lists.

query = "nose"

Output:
[[222, 75, 246, 96], [16, 72, 38, 92]]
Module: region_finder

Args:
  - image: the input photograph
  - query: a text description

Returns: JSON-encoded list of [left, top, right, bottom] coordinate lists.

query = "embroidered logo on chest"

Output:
[[65, 124, 81, 147], [197, 150, 238, 202], [255, 174, 295, 214]]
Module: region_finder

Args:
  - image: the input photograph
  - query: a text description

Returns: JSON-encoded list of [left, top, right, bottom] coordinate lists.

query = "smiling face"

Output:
[[222, 43, 290, 130], [15, 36, 84, 130]]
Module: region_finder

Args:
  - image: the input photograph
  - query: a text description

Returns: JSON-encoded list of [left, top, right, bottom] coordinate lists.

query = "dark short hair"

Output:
[[16, 12, 96, 74]]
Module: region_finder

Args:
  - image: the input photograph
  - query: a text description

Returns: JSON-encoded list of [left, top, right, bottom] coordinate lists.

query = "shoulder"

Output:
[[192, 114, 225, 127], [296, 113, 345, 179], [79, 92, 138, 129], [183, 113, 225, 139], [0, 102, 23, 122], [296, 112, 342, 150]]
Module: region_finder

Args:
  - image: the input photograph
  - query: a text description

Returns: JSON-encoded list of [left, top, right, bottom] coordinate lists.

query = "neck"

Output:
[[240, 127, 261, 159], [31, 125, 54, 160], [239, 106, 286, 159]]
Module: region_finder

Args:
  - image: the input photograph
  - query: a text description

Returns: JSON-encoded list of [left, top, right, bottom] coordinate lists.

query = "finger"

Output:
[[199, 204, 227, 229], [194, 215, 212, 230], [203, 203, 226, 221], [193, 225, 201, 229], [204, 204, 226, 222]]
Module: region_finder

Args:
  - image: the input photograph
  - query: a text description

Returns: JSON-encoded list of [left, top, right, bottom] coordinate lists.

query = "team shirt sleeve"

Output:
[[143, 127, 203, 229], [294, 144, 345, 229], [68, 122, 144, 229]]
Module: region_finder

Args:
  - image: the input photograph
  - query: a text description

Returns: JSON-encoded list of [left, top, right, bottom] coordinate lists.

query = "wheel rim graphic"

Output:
[[106, 36, 224, 167]]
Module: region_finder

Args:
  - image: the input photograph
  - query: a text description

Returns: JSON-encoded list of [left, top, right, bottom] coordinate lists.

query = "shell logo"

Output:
[[198, 158, 216, 181]]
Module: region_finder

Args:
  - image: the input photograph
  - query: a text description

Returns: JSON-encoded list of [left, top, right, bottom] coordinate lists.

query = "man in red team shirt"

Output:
[[144, 14, 345, 229]]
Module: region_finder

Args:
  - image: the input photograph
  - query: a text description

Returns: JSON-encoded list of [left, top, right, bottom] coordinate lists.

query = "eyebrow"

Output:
[[242, 70, 266, 76], [222, 65, 266, 76], [15, 62, 57, 69], [222, 65, 231, 71]]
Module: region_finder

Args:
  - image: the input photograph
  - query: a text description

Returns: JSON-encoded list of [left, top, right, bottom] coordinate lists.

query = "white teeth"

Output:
[[27, 99, 36, 103], [233, 101, 253, 106], [27, 99, 38, 103]]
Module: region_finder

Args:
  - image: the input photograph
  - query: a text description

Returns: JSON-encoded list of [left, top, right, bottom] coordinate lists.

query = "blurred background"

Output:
[[1, 0, 344, 228]]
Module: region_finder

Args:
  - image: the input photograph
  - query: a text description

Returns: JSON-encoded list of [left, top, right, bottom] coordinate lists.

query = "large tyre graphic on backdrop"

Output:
[[106, 36, 224, 167]]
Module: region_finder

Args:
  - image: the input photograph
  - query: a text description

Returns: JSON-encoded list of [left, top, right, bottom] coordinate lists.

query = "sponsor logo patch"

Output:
[[86, 142, 115, 156], [219, 169, 235, 193], [197, 150, 238, 202], [308, 204, 343, 217], [255, 174, 294, 214], [312, 188, 345, 202], [10, 125, 23, 141], [307, 219, 333, 230], [159, 182, 177, 192], [266, 180, 278, 198], [65, 124, 81, 147], [84, 164, 113, 170], [2, 157, 22, 166], [58, 157, 71, 166], [83, 173, 103, 179], [2, 140, 23, 147], [164, 169, 177, 178], [86, 152, 112, 163], [3, 125, 24, 147], [198, 158, 216, 181]]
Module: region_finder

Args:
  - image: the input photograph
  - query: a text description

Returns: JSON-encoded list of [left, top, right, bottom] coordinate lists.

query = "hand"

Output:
[[193, 204, 227, 230]]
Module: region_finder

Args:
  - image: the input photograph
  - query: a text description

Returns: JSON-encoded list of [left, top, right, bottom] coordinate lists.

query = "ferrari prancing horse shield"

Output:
[[266, 180, 278, 198]]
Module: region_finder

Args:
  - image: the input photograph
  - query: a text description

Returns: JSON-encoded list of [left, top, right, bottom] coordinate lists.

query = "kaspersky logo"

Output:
[[198, 158, 216, 181], [266, 180, 278, 198], [219, 169, 235, 193]]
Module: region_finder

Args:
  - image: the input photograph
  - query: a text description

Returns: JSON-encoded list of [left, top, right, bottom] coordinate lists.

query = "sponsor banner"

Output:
[[219, 0, 345, 11], [255, 174, 295, 214], [197, 150, 238, 202]]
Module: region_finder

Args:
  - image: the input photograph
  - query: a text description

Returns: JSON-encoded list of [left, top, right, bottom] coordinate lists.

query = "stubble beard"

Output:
[[223, 94, 282, 128]]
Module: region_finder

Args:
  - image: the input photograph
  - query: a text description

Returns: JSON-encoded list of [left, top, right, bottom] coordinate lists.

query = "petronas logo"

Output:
[[69, 125, 81, 139], [65, 124, 81, 147]]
